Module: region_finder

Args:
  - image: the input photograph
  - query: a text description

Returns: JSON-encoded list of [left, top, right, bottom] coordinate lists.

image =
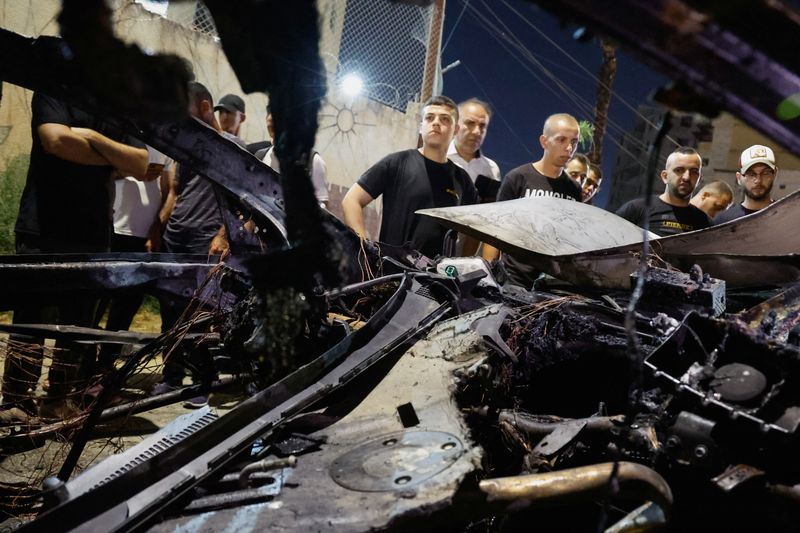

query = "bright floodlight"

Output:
[[341, 73, 364, 96]]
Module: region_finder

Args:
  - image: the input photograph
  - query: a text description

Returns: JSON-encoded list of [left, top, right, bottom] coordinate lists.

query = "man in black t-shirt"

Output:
[[3, 92, 148, 422], [481, 113, 582, 288], [15, 94, 148, 249], [616, 146, 710, 236], [714, 144, 778, 225], [690, 180, 733, 219], [341, 95, 478, 258]]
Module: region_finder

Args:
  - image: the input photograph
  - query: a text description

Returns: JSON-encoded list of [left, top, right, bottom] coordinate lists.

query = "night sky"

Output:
[[440, 0, 669, 207]]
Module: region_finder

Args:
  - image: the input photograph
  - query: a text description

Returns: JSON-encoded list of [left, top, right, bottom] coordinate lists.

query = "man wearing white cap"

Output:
[[714, 144, 778, 224]]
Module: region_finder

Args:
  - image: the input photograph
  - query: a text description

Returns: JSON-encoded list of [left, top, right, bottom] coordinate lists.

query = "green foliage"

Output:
[[578, 120, 595, 151], [0, 155, 29, 254], [141, 294, 161, 315]]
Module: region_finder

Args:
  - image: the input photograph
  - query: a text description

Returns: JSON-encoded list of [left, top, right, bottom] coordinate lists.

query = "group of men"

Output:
[[343, 95, 782, 293], [342, 102, 601, 289], [615, 143, 778, 235], [0, 82, 328, 422], [0, 82, 782, 422]]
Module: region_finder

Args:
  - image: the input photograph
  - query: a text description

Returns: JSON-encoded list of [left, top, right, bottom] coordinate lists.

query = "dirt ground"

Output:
[[0, 308, 242, 528]]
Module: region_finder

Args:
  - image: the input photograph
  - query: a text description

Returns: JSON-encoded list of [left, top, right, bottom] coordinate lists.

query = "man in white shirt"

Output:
[[96, 147, 173, 373], [259, 110, 329, 208], [113, 147, 173, 252], [448, 99, 502, 256], [447, 98, 501, 187]]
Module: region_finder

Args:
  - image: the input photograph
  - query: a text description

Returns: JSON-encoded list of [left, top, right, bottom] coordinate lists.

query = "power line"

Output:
[[475, 0, 651, 152], [442, 0, 470, 52], [497, 0, 680, 148], [461, 62, 535, 159], [462, 0, 657, 170]]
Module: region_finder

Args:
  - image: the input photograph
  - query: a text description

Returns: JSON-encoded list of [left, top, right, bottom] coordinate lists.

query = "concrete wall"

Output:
[[702, 112, 800, 203], [315, 0, 421, 233], [0, 0, 425, 238], [113, 0, 269, 145], [0, 0, 61, 167]]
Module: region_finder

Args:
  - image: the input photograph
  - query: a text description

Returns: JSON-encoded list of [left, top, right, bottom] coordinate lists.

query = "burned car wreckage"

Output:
[[1, 0, 800, 531]]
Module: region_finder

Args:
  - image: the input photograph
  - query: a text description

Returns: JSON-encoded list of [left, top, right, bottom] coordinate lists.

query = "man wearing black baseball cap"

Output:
[[214, 93, 247, 144]]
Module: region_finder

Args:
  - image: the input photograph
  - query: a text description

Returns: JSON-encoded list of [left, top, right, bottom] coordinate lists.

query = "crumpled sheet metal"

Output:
[[419, 190, 800, 289], [418, 197, 653, 257], [654, 188, 800, 256], [738, 284, 800, 343], [418, 197, 655, 288], [151, 306, 490, 532], [0, 253, 219, 307]]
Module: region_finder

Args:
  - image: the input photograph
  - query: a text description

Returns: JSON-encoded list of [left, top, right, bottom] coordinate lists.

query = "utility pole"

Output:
[[590, 39, 617, 165], [421, 0, 446, 101]]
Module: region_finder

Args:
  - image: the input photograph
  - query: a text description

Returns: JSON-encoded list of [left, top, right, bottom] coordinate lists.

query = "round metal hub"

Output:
[[329, 430, 463, 492], [709, 363, 768, 402]]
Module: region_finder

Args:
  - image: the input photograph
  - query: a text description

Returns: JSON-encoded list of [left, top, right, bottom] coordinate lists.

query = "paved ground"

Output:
[[0, 309, 242, 528], [0, 366, 241, 528]]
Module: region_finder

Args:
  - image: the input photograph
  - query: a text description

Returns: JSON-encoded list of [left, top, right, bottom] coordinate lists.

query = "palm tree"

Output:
[[589, 39, 617, 166]]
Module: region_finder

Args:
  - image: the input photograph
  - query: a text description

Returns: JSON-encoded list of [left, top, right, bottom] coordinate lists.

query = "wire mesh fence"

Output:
[[136, 0, 439, 110], [189, 1, 218, 38], [332, 0, 435, 110], [153, 0, 218, 39]]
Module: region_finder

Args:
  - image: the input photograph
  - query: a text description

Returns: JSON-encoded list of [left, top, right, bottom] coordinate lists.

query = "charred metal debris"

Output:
[[0, 0, 798, 531]]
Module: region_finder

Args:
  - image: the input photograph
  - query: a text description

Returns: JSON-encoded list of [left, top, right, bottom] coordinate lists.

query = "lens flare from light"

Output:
[[341, 73, 364, 97]]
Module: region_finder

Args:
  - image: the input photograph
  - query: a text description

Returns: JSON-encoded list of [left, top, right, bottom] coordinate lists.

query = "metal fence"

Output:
[[189, 1, 218, 38], [333, 0, 435, 110], [147, 0, 218, 39], [141, 0, 439, 110]]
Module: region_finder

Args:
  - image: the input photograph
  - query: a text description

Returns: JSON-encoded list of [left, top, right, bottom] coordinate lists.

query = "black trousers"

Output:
[[95, 233, 149, 370], [2, 234, 104, 407], [158, 239, 208, 387]]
